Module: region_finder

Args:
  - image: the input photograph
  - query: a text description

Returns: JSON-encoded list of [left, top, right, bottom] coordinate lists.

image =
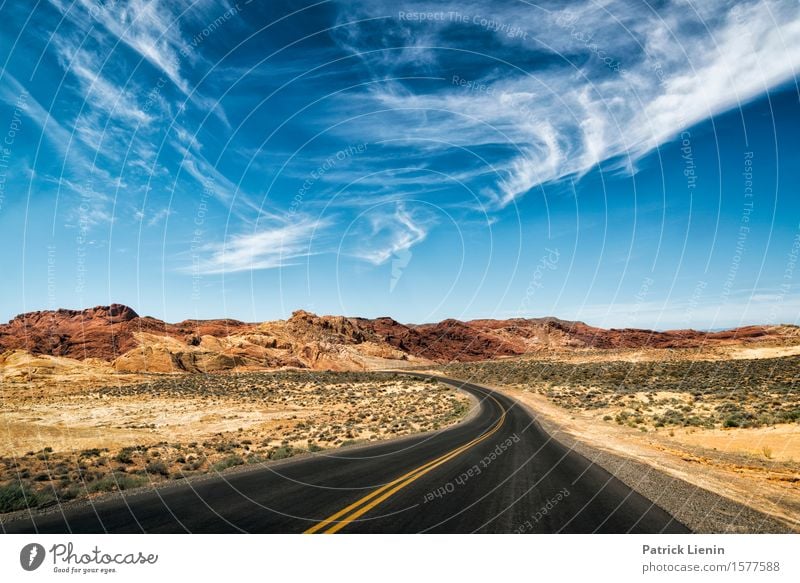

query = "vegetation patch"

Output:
[[211, 455, 245, 472], [441, 356, 800, 431]]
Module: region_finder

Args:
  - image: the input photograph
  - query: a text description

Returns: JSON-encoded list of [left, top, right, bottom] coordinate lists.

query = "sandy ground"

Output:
[[668, 424, 800, 462], [0, 397, 309, 457], [498, 386, 800, 531]]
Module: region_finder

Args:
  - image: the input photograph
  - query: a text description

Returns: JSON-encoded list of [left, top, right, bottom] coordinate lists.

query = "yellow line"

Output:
[[304, 392, 506, 534], [322, 410, 505, 534], [303, 437, 476, 534], [303, 390, 503, 534]]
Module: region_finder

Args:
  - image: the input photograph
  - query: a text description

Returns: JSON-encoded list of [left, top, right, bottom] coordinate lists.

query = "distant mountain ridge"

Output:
[[0, 304, 797, 373]]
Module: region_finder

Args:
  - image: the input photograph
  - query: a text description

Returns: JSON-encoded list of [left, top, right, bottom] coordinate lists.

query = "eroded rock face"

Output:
[[2, 304, 798, 373], [0, 304, 146, 359], [0, 304, 255, 361], [112, 345, 180, 373], [354, 318, 524, 362]]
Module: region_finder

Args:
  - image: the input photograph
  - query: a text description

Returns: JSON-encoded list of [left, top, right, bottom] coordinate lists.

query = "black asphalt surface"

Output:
[[1, 374, 689, 534]]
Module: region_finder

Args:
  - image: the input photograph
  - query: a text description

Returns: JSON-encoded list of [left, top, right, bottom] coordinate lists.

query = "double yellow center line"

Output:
[[304, 392, 507, 534]]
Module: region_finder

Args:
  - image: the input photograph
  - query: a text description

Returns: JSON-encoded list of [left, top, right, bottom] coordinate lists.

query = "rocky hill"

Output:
[[0, 304, 797, 374]]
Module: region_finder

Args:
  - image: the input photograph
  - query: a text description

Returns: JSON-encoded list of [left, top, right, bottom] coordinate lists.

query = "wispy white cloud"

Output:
[[172, 133, 271, 224], [189, 217, 327, 275], [0, 74, 127, 226], [332, 0, 800, 208], [134, 206, 172, 227], [49, 0, 192, 93], [346, 203, 435, 265], [47, 0, 237, 127], [46, 0, 233, 162], [0, 73, 75, 158], [53, 37, 154, 125]]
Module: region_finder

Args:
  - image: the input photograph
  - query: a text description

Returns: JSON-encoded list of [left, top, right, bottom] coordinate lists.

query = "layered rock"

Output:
[[1, 304, 798, 374], [0, 304, 253, 361]]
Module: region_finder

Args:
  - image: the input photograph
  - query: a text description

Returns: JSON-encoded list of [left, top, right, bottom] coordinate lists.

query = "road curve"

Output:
[[1, 374, 689, 534]]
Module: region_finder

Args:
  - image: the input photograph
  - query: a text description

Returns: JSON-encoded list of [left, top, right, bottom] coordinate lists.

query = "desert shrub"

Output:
[[0, 482, 40, 513], [685, 416, 713, 429], [211, 455, 244, 472], [658, 409, 686, 426], [615, 411, 631, 425], [114, 448, 135, 464], [181, 459, 203, 471], [58, 485, 81, 501], [777, 409, 800, 423], [88, 474, 145, 493], [723, 416, 741, 428], [245, 453, 266, 464], [724, 411, 757, 428], [269, 447, 294, 460], [145, 461, 169, 476]]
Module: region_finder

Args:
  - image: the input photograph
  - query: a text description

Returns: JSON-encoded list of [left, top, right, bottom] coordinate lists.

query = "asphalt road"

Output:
[[2, 374, 689, 534]]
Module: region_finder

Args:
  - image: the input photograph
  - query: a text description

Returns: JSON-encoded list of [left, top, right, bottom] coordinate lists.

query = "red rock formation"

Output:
[[0, 304, 255, 360], [1, 304, 796, 367], [357, 317, 510, 359]]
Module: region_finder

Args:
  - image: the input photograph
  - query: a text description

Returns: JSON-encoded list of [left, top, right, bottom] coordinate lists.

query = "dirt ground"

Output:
[[667, 424, 800, 462]]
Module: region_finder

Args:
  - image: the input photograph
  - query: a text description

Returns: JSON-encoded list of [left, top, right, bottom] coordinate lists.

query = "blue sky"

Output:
[[0, 0, 798, 329]]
